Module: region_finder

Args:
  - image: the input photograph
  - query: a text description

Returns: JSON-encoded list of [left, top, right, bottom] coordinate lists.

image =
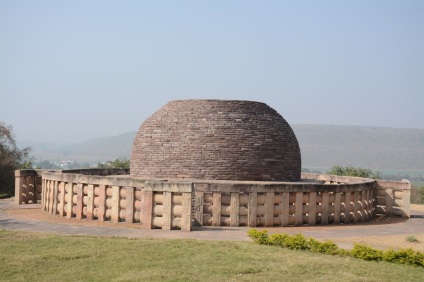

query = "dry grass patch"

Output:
[[1, 230, 423, 281]]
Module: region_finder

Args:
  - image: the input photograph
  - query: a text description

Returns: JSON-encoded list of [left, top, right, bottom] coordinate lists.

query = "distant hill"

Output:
[[29, 125, 424, 170], [30, 132, 136, 163], [293, 125, 424, 170]]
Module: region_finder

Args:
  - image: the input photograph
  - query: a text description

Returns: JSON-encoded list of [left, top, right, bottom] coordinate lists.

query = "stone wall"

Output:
[[192, 177, 377, 227], [38, 170, 193, 231], [131, 100, 301, 181], [376, 179, 411, 218], [303, 173, 411, 218], [15, 169, 43, 204], [15, 170, 412, 230]]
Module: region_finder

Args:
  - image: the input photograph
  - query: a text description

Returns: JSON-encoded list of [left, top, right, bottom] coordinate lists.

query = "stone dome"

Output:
[[130, 100, 301, 181]]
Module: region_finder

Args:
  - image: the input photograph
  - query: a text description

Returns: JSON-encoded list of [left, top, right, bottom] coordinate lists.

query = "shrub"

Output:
[[350, 244, 383, 261], [248, 230, 424, 268], [247, 229, 270, 245], [327, 165, 381, 179], [97, 159, 130, 169], [406, 235, 419, 243], [308, 238, 339, 255], [383, 249, 424, 267], [284, 234, 309, 250], [268, 233, 290, 247]]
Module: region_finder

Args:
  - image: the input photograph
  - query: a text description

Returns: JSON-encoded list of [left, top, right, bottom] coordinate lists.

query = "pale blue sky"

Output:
[[1, 1, 423, 143]]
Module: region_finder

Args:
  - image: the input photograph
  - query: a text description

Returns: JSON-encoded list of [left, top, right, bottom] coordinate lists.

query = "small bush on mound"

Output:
[[284, 234, 309, 250], [383, 248, 424, 266], [308, 238, 339, 255], [350, 244, 383, 261], [247, 229, 270, 245], [247, 229, 424, 267], [268, 233, 290, 247]]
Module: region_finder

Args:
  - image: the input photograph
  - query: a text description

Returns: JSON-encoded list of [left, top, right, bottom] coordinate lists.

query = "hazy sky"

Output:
[[1, 1, 423, 144]]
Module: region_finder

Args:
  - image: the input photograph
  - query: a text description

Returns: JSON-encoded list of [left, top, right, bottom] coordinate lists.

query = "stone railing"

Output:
[[14, 170, 411, 230], [41, 171, 192, 231], [15, 169, 43, 204], [15, 169, 129, 205], [192, 177, 376, 227], [375, 179, 411, 218], [302, 173, 374, 184], [302, 173, 411, 219]]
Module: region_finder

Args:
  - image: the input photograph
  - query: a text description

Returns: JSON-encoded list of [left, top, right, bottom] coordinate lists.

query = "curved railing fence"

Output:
[[192, 180, 376, 227], [41, 171, 192, 231], [15, 170, 411, 231]]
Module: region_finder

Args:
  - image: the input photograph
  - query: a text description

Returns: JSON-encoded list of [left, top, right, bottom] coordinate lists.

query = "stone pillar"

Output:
[[248, 192, 257, 227], [181, 191, 192, 231], [66, 183, 74, 219], [162, 191, 172, 230], [125, 187, 135, 223], [141, 190, 153, 229], [385, 188, 393, 216], [111, 185, 120, 223], [86, 184, 94, 220], [334, 192, 341, 224], [295, 192, 303, 226], [212, 192, 221, 227], [97, 184, 106, 221], [401, 180, 411, 218], [14, 170, 24, 205], [14, 170, 39, 205], [194, 191, 204, 226], [308, 192, 316, 225], [282, 192, 290, 227], [265, 192, 274, 227]]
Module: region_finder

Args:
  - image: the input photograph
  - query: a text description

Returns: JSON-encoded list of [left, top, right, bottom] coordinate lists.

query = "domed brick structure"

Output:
[[131, 100, 301, 181]]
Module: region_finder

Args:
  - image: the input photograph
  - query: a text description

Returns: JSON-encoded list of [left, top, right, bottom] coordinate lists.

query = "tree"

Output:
[[0, 122, 32, 195], [97, 159, 130, 169], [35, 160, 60, 169], [327, 165, 381, 179], [410, 185, 424, 205]]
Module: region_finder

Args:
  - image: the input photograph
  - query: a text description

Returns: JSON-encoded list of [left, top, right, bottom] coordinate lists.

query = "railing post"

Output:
[[401, 180, 411, 218], [248, 192, 257, 227], [14, 170, 39, 205], [14, 170, 24, 205], [125, 187, 135, 223], [141, 190, 153, 229], [194, 191, 204, 226], [181, 189, 193, 231], [212, 192, 221, 227], [111, 185, 120, 223], [385, 188, 393, 216]]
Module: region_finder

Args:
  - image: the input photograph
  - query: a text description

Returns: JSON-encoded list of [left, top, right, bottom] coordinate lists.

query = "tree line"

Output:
[[0, 123, 32, 195]]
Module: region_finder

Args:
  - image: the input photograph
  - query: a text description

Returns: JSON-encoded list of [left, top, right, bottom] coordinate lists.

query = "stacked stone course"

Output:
[[131, 100, 301, 181]]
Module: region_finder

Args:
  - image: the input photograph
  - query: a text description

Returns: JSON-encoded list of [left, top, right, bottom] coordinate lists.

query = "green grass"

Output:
[[0, 230, 423, 281]]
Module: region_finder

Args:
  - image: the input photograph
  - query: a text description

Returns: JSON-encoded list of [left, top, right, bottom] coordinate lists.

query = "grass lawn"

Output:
[[0, 230, 423, 282]]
